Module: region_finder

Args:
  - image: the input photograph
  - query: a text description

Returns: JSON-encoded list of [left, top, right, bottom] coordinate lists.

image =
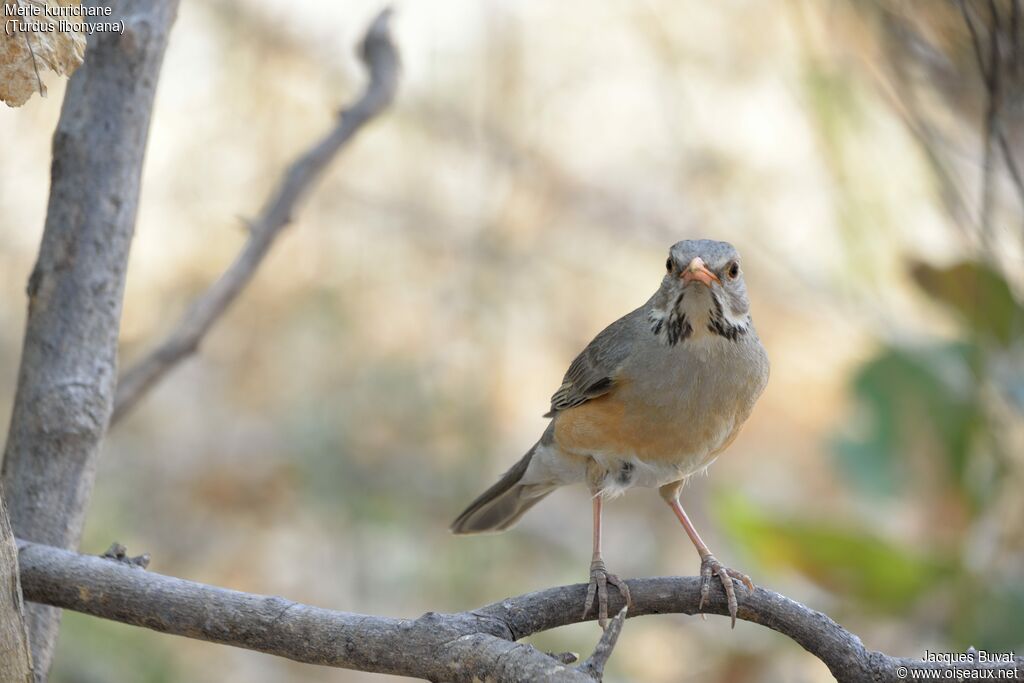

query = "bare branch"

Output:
[[1013, 0, 1022, 78], [870, 11, 977, 238], [17, 540, 593, 682], [958, 0, 993, 81], [0, 1, 182, 674], [16, 540, 1023, 682], [995, 114, 1024, 213], [957, 0, 1024, 238], [111, 7, 401, 425], [963, 0, 1000, 236], [576, 607, 626, 680]]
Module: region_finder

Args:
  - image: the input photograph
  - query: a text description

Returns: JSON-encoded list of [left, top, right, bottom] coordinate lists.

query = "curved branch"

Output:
[[111, 7, 401, 424], [16, 540, 1023, 683]]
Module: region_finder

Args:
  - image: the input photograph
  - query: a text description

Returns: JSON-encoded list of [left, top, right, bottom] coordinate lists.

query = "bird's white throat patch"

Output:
[[649, 286, 748, 346]]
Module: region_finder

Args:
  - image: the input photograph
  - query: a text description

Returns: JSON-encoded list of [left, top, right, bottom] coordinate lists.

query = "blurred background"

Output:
[[2, 0, 1023, 681]]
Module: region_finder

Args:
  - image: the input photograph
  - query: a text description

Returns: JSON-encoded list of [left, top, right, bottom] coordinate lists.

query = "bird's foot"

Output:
[[699, 554, 754, 628], [582, 558, 632, 629]]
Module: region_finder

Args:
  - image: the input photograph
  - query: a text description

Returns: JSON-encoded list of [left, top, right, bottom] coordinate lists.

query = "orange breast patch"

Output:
[[552, 391, 703, 465]]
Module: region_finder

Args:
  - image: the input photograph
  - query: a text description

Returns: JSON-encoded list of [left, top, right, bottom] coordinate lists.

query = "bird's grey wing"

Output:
[[544, 306, 645, 417]]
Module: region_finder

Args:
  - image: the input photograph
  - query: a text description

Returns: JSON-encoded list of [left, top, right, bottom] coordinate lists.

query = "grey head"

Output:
[[648, 239, 752, 345]]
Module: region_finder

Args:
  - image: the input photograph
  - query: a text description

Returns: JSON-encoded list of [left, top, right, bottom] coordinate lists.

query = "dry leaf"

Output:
[[0, 0, 87, 107]]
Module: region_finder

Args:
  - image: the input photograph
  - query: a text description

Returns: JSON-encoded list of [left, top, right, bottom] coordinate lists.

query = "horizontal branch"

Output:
[[111, 6, 400, 425], [17, 540, 591, 681], [16, 540, 1022, 682]]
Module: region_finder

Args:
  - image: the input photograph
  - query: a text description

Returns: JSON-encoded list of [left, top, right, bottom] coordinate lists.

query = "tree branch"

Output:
[[0, 1, 181, 676], [110, 7, 401, 425], [576, 607, 626, 680], [957, 0, 1024, 239], [16, 540, 1023, 683]]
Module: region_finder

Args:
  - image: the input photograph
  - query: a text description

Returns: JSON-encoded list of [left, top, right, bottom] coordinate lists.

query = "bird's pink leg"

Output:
[[667, 496, 712, 556], [666, 496, 754, 628], [582, 494, 631, 629]]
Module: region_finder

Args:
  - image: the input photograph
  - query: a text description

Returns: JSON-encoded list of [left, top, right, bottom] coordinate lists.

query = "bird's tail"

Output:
[[450, 444, 553, 534]]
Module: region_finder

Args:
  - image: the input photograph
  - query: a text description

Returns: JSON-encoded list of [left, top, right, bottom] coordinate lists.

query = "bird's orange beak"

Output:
[[681, 257, 719, 288]]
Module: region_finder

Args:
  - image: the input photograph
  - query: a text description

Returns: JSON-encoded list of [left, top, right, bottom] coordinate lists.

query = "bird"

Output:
[[451, 239, 769, 629]]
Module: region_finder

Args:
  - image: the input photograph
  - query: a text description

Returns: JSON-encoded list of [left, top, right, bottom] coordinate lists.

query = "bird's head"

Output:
[[649, 239, 752, 345]]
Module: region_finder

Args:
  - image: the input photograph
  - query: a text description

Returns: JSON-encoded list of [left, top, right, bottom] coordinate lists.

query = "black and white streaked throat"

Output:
[[650, 286, 749, 346]]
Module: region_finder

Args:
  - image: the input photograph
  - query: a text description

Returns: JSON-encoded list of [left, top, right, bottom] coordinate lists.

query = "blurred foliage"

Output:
[[834, 258, 1022, 509], [713, 0, 1024, 658], [912, 261, 1024, 347], [961, 583, 1024, 652], [724, 256, 1024, 647], [719, 494, 954, 611], [50, 612, 180, 683], [833, 341, 985, 502]]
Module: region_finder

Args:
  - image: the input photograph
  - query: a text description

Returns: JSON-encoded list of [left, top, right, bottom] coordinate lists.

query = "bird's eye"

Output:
[[666, 257, 673, 273], [726, 261, 740, 279]]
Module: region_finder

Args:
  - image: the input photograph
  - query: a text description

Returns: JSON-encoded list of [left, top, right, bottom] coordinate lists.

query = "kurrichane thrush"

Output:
[[452, 239, 769, 628]]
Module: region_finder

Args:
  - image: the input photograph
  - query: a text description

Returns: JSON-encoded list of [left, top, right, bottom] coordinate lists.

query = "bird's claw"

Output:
[[582, 558, 632, 629], [698, 554, 753, 628]]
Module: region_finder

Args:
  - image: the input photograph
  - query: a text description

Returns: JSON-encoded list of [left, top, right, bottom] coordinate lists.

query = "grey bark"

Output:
[[0, 1, 181, 678], [16, 540, 1024, 683], [111, 8, 400, 425], [0, 489, 32, 683]]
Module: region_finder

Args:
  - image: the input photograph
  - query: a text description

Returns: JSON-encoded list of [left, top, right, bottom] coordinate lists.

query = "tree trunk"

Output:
[[0, 487, 33, 683], [0, 2, 180, 678]]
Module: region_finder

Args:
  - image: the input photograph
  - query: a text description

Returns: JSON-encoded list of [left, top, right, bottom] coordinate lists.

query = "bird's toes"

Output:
[[724, 566, 755, 594], [698, 554, 753, 628], [597, 572, 609, 627], [606, 572, 633, 609], [585, 560, 630, 630], [698, 557, 714, 611], [582, 578, 598, 620], [719, 570, 738, 628]]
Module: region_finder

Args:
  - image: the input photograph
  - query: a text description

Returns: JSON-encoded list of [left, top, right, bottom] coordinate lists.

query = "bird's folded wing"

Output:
[[545, 307, 643, 417]]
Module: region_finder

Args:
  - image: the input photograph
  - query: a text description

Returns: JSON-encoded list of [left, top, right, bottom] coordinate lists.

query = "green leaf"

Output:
[[911, 261, 1024, 347], [832, 342, 988, 504], [716, 494, 954, 612]]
